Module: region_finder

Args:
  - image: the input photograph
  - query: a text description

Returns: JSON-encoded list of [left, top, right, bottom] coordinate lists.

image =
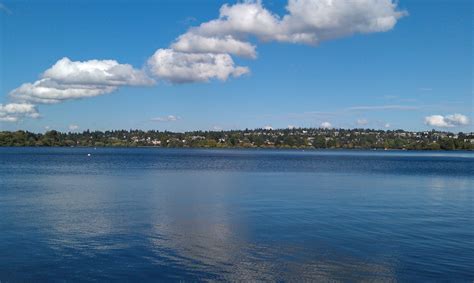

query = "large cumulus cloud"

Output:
[[2, 0, 406, 122], [147, 49, 249, 83], [10, 57, 154, 104], [173, 0, 406, 54]]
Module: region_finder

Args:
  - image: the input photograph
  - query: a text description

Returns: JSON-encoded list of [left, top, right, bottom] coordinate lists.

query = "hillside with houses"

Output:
[[1, 128, 473, 150]]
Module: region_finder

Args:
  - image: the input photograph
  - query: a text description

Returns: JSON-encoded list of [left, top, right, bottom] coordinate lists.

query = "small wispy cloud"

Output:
[[286, 111, 339, 120], [0, 3, 12, 14], [383, 95, 398, 100], [356, 119, 369, 126], [419, 87, 432, 92], [347, 105, 419, 111], [150, 115, 181, 122], [68, 124, 79, 131]]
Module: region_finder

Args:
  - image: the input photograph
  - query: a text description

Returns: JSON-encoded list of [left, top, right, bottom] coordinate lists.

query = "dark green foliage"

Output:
[[0, 128, 472, 150]]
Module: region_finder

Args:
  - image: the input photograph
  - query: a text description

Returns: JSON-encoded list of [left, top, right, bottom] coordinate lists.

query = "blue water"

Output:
[[0, 148, 473, 281]]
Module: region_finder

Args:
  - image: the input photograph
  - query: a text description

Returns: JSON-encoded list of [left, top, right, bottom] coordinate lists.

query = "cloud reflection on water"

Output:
[[3, 149, 472, 281]]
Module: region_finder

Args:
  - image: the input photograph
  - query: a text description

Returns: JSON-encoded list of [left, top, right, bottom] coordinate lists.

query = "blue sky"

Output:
[[0, 0, 472, 132]]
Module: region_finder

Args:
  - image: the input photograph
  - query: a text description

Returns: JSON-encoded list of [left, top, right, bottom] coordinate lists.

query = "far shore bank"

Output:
[[1, 128, 473, 150]]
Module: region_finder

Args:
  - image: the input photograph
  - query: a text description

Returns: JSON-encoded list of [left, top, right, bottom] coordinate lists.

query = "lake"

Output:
[[0, 148, 472, 281]]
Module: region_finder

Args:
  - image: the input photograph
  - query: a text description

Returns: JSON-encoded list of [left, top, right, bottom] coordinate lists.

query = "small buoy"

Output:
[[87, 153, 91, 157]]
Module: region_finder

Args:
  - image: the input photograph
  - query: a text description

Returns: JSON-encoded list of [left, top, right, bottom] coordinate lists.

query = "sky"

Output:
[[0, 0, 472, 133]]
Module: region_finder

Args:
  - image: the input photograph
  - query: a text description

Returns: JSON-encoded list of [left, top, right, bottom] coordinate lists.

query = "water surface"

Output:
[[0, 148, 473, 281]]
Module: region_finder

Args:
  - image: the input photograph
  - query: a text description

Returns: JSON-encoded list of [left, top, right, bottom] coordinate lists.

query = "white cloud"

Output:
[[151, 115, 181, 122], [147, 49, 249, 83], [425, 115, 449, 127], [10, 79, 117, 104], [43, 57, 153, 86], [172, 34, 257, 59], [167, 0, 405, 85], [173, 0, 405, 54], [356, 118, 369, 126], [280, 0, 406, 44], [425, 114, 470, 128], [320, 121, 332, 128], [446, 114, 470, 125], [384, 123, 391, 128], [263, 125, 273, 130], [183, 2, 282, 43], [0, 103, 39, 122], [68, 124, 79, 131], [3, 0, 406, 122], [9, 57, 154, 104]]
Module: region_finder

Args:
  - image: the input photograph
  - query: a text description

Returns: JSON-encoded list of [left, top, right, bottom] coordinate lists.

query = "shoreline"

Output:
[[0, 145, 472, 152], [2, 129, 473, 150]]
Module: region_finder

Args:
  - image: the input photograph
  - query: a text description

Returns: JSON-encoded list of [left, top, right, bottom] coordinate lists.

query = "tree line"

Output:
[[0, 128, 473, 150]]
